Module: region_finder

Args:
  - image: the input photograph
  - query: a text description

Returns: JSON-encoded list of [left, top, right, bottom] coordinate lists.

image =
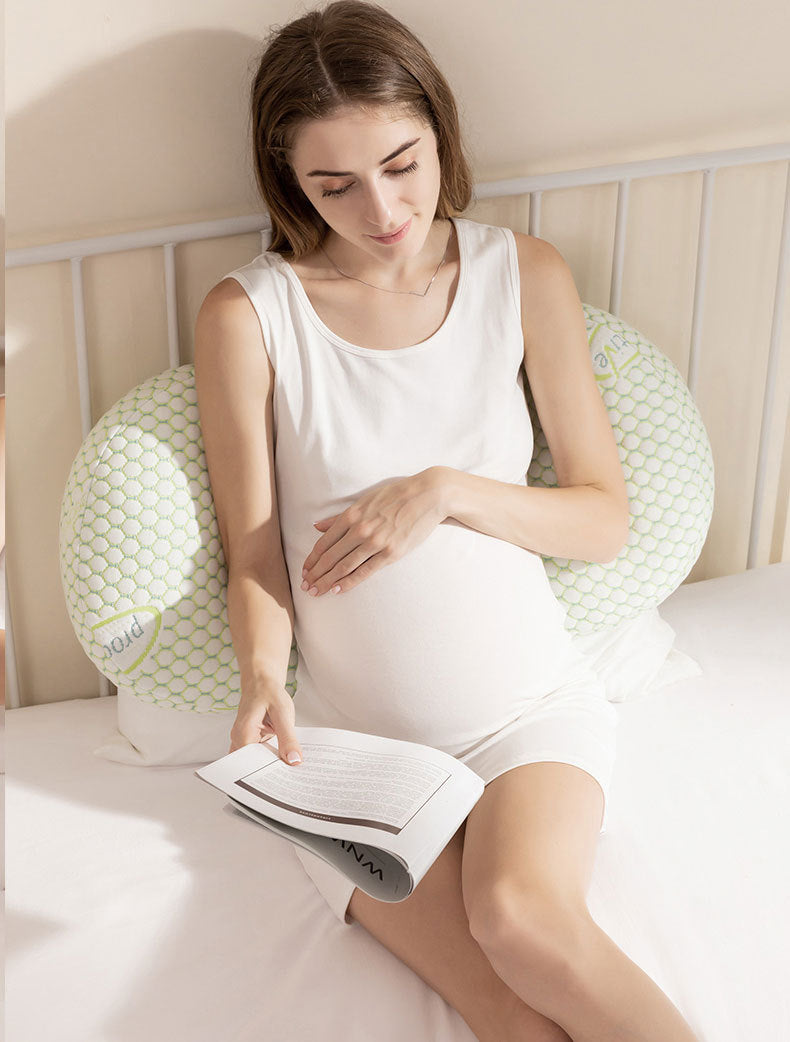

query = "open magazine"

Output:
[[195, 726, 485, 903]]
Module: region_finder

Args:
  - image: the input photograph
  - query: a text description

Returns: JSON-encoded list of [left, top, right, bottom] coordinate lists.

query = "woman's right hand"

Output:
[[228, 679, 304, 765]]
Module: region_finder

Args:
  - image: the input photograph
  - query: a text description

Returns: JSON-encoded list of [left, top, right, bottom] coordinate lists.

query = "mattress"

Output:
[[5, 561, 790, 1042]]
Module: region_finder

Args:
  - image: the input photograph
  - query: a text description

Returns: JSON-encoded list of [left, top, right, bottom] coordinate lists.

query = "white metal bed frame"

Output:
[[5, 141, 790, 711]]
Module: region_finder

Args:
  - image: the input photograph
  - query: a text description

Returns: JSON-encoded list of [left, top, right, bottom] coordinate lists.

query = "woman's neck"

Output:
[[320, 217, 453, 292]]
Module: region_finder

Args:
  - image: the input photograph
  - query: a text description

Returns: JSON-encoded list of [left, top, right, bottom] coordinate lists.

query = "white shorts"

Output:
[[293, 666, 618, 927]]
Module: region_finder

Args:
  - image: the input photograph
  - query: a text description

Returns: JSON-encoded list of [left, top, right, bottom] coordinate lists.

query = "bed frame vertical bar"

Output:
[[688, 167, 715, 402], [747, 160, 790, 569], [163, 243, 181, 368], [5, 568, 20, 709], [609, 178, 630, 316], [70, 256, 112, 698], [528, 191, 542, 237]]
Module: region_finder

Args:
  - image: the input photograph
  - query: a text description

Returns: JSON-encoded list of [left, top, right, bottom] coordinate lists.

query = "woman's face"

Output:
[[289, 105, 442, 262]]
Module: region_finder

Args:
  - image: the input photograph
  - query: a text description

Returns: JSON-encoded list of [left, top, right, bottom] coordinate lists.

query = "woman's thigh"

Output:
[[461, 761, 604, 950], [347, 820, 570, 1042]]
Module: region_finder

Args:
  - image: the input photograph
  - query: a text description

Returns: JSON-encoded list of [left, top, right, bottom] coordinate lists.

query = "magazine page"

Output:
[[195, 725, 484, 865]]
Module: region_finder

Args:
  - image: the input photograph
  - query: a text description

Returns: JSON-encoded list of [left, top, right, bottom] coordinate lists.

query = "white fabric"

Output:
[[226, 217, 600, 747], [572, 606, 703, 703], [6, 562, 789, 1041], [93, 691, 233, 765]]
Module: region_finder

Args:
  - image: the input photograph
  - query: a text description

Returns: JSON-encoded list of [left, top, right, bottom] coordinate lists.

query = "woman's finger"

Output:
[[302, 518, 347, 574], [304, 541, 384, 595], [303, 524, 373, 587], [326, 553, 387, 595]]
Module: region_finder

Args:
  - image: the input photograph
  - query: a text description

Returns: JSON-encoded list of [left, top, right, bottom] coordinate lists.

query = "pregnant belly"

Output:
[[288, 522, 581, 748]]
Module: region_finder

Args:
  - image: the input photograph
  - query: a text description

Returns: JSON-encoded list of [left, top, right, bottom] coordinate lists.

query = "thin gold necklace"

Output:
[[318, 221, 452, 297]]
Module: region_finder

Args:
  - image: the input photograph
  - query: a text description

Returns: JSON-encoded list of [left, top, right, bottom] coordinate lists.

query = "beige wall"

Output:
[[5, 0, 790, 706]]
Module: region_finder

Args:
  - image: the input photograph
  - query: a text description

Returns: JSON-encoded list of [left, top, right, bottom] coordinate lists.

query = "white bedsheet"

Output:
[[5, 562, 789, 1042]]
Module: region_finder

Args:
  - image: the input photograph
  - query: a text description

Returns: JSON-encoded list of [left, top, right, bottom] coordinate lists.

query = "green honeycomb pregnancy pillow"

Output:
[[59, 305, 713, 764]]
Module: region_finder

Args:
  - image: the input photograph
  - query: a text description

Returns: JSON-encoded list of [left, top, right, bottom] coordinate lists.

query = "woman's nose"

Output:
[[362, 183, 395, 229]]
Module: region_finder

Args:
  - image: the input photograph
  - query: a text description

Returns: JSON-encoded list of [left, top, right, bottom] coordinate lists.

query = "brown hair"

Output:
[[248, 0, 474, 260]]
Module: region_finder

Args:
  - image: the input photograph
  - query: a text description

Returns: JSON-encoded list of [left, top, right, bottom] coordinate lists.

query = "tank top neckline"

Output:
[[273, 216, 468, 358]]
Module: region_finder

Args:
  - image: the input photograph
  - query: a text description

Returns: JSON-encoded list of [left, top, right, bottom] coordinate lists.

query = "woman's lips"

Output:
[[368, 218, 412, 244]]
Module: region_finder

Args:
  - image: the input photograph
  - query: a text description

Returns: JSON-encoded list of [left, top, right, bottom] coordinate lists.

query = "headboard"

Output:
[[5, 141, 789, 709]]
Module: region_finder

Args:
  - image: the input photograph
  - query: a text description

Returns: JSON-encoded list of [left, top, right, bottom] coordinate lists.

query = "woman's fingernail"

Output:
[[301, 579, 309, 590], [331, 585, 341, 594], [287, 752, 301, 764], [309, 586, 318, 596]]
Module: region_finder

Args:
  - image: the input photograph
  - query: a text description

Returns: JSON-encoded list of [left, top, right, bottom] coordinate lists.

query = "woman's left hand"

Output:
[[301, 467, 448, 596]]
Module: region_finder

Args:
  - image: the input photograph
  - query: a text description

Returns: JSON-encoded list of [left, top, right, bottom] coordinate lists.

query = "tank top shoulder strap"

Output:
[[456, 217, 522, 327]]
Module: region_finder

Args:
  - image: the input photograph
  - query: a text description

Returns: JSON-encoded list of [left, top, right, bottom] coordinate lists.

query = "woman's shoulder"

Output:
[[457, 216, 553, 277], [205, 248, 288, 301]]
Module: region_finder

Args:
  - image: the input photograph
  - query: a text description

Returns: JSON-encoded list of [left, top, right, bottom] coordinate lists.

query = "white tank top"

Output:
[[224, 216, 589, 753]]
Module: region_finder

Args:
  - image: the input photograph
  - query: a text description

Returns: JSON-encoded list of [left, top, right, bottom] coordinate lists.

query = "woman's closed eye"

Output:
[[321, 160, 419, 199]]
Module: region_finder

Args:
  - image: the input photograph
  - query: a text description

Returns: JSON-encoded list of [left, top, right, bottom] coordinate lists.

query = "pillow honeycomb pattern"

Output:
[[59, 305, 713, 711], [59, 365, 298, 714], [525, 304, 714, 635]]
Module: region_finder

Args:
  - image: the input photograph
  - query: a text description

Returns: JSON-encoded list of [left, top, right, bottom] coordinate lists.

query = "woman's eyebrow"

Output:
[[306, 137, 421, 177]]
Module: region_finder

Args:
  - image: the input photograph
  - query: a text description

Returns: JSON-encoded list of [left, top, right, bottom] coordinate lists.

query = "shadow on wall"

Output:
[[5, 29, 270, 246]]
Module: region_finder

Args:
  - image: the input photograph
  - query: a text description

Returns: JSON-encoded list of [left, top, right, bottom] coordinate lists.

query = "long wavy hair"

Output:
[[248, 0, 474, 261]]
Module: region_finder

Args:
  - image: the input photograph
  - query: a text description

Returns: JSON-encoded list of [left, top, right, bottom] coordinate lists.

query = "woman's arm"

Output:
[[195, 283, 294, 686], [195, 281, 302, 762], [434, 471, 626, 565]]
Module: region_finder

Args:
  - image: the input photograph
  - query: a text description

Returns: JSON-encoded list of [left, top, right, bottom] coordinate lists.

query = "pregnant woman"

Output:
[[194, 3, 699, 1040]]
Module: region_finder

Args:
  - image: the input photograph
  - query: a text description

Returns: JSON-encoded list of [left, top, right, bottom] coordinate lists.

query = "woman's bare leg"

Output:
[[348, 820, 571, 1042], [463, 763, 700, 1042]]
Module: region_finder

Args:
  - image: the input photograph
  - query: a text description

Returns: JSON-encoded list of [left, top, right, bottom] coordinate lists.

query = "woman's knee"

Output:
[[468, 882, 591, 980]]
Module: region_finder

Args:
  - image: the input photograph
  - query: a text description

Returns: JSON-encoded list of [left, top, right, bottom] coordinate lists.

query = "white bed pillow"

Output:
[[93, 692, 232, 766], [571, 605, 702, 703]]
